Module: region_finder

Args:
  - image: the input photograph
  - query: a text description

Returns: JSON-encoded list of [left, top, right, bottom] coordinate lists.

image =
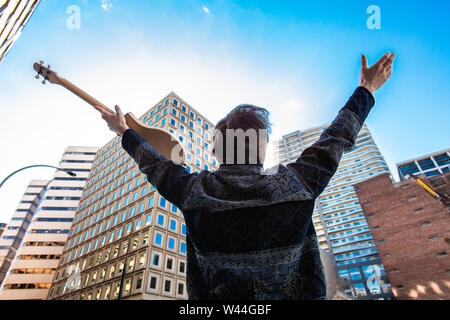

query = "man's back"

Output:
[[121, 86, 375, 299], [181, 163, 325, 299]]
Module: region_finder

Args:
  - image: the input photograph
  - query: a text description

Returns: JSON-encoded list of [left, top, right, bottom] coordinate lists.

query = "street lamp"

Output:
[[0, 164, 76, 190]]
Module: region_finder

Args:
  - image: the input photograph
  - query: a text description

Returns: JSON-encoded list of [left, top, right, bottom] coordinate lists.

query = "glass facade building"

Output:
[[271, 123, 393, 299], [48, 93, 218, 300], [397, 149, 450, 180]]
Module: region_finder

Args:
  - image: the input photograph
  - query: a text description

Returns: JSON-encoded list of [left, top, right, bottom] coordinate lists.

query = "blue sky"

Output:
[[0, 0, 449, 223]]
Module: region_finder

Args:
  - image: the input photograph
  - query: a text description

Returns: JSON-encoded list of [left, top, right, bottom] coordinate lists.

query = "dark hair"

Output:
[[212, 104, 272, 165]]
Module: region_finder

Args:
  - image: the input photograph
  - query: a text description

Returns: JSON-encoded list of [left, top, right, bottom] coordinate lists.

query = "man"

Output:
[[94, 52, 396, 299]]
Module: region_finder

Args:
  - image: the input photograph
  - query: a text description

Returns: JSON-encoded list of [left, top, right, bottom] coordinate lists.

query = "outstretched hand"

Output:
[[360, 52, 396, 94], [93, 105, 130, 136]]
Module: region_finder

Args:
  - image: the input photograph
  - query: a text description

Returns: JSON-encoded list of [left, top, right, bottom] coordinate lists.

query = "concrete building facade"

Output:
[[48, 93, 219, 300], [271, 123, 393, 299], [0, 223, 6, 237], [0, 146, 97, 300], [0, 0, 41, 64], [0, 180, 48, 286], [354, 172, 450, 300]]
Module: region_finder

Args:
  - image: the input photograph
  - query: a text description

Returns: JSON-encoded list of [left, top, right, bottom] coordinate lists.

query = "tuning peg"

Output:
[[42, 79, 46, 85], [47, 64, 50, 69], [39, 60, 44, 65], [35, 73, 40, 79]]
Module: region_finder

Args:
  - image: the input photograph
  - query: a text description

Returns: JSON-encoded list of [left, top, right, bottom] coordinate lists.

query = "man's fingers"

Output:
[[383, 52, 396, 67], [373, 52, 390, 68], [93, 105, 104, 113], [361, 54, 368, 69], [115, 105, 123, 116]]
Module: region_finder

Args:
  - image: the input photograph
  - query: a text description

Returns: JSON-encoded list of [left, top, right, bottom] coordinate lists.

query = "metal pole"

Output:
[[117, 261, 126, 300], [0, 164, 76, 190]]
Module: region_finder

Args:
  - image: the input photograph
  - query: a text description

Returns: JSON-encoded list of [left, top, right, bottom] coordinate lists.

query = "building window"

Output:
[[177, 282, 185, 295], [142, 233, 149, 245], [169, 219, 176, 231], [179, 261, 186, 274], [157, 214, 164, 226], [152, 253, 160, 266], [136, 275, 143, 290], [421, 221, 431, 227], [139, 253, 146, 267], [159, 197, 166, 208], [180, 241, 186, 254], [154, 232, 163, 246], [149, 276, 158, 290], [164, 279, 172, 293], [166, 257, 173, 270], [168, 237, 175, 250]]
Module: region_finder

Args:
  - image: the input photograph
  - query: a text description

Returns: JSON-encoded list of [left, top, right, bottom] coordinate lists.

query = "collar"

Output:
[[217, 163, 264, 174]]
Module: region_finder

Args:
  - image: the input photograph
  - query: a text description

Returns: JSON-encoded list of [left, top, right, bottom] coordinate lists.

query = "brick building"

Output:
[[354, 172, 450, 300]]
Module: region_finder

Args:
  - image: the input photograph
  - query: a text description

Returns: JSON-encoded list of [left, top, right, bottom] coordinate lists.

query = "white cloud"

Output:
[[202, 6, 210, 14], [101, 0, 112, 11]]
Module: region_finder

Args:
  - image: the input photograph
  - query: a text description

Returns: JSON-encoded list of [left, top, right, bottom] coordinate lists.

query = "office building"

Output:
[[0, 180, 48, 286], [397, 149, 450, 181], [0, 223, 6, 237], [48, 92, 219, 300], [271, 123, 393, 299], [0, 146, 97, 300], [0, 0, 41, 64], [354, 172, 450, 299]]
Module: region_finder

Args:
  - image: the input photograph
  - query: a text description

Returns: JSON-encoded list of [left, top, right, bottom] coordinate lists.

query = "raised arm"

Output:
[[120, 128, 197, 209], [287, 52, 396, 198]]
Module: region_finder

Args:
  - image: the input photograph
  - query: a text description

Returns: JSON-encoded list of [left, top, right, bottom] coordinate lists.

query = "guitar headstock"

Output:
[[33, 61, 61, 85]]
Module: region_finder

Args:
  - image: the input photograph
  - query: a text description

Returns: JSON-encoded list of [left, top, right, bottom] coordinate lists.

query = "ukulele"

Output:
[[33, 61, 185, 165]]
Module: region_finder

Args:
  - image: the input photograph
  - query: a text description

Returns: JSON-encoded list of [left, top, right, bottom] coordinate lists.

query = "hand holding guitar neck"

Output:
[[93, 105, 130, 137], [33, 61, 185, 164]]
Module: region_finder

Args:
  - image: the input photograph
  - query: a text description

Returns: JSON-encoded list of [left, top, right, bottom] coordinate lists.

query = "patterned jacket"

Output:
[[121, 86, 375, 299]]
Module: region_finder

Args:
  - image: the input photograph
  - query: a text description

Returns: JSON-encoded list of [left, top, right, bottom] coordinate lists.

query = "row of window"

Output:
[[69, 190, 183, 252]]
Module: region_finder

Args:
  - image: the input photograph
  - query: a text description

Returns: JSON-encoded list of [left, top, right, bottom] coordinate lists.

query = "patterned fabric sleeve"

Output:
[[121, 129, 197, 209], [287, 86, 375, 198]]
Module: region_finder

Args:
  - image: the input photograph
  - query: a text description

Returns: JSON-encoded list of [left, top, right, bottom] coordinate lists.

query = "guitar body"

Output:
[[33, 61, 185, 164], [124, 112, 184, 163]]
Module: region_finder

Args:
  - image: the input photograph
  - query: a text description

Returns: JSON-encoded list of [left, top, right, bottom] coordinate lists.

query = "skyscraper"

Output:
[[0, 180, 48, 286], [271, 122, 393, 299], [0, 146, 98, 300], [397, 148, 450, 181], [0, 0, 41, 64], [48, 93, 218, 300]]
